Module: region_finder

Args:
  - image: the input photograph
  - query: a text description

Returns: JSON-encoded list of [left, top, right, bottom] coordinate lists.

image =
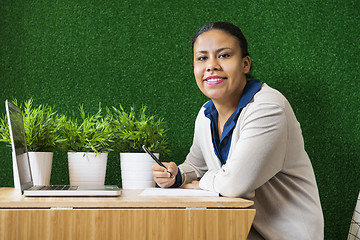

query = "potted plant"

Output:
[[110, 105, 170, 189], [0, 99, 65, 188], [60, 104, 113, 186]]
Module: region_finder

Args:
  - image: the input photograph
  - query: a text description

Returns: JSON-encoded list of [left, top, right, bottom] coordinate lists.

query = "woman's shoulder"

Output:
[[251, 83, 288, 109]]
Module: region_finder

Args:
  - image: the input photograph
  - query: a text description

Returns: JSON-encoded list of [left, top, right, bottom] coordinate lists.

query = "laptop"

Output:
[[5, 100, 121, 196]]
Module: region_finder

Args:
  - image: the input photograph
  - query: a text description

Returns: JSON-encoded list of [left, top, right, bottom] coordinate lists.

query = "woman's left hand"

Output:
[[180, 181, 200, 189]]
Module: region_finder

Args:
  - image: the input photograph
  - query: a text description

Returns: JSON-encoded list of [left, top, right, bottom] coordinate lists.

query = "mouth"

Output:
[[204, 76, 227, 85]]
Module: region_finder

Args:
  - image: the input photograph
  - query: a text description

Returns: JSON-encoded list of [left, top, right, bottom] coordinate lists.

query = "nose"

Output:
[[206, 57, 221, 72]]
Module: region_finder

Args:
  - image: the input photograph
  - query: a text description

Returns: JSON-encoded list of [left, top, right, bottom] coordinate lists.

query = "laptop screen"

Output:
[[5, 100, 33, 190]]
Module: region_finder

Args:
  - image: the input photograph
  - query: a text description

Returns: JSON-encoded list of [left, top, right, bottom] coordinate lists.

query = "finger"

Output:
[[154, 177, 175, 188], [166, 162, 178, 175], [162, 164, 174, 175], [154, 177, 171, 186], [152, 170, 172, 178], [154, 176, 171, 184], [152, 163, 166, 171]]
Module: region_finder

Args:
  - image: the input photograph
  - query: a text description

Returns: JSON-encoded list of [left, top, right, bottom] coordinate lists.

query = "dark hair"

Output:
[[191, 22, 254, 79]]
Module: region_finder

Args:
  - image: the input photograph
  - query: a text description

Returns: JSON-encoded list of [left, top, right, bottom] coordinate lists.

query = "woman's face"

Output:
[[193, 29, 251, 104]]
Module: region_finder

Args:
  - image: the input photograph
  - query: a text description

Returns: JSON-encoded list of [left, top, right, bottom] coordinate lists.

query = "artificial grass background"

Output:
[[0, 1, 359, 239]]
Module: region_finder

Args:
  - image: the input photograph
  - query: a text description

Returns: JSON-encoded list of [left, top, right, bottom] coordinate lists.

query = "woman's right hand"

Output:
[[152, 162, 178, 188]]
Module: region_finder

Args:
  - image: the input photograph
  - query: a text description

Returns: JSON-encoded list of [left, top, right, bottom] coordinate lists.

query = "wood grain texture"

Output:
[[0, 188, 255, 239], [0, 209, 255, 240]]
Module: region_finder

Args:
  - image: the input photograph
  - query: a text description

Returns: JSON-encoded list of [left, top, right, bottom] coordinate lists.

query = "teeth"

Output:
[[207, 78, 223, 81]]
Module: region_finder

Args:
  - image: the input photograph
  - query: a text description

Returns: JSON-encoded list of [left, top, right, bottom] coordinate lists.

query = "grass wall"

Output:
[[1, 1, 359, 239]]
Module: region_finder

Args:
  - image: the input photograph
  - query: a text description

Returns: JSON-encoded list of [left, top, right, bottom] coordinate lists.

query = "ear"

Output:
[[242, 56, 251, 74]]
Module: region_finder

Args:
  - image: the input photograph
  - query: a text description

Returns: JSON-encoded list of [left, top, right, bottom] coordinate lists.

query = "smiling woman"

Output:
[[151, 22, 324, 240], [192, 29, 250, 129]]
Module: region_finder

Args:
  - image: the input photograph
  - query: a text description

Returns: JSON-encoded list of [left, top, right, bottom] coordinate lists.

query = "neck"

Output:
[[211, 79, 247, 138], [213, 98, 239, 139], [212, 80, 244, 121]]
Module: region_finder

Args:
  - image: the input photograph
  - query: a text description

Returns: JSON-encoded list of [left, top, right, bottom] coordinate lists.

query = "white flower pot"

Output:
[[28, 152, 53, 185], [120, 153, 158, 189], [12, 151, 53, 189], [68, 152, 108, 186]]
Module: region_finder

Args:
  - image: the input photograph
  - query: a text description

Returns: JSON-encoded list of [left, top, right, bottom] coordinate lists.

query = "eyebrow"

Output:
[[195, 47, 232, 55]]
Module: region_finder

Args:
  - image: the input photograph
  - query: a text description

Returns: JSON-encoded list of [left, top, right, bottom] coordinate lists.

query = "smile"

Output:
[[204, 77, 226, 86]]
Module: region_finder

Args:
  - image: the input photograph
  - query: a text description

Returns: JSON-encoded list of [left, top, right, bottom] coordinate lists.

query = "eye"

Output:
[[197, 56, 208, 61], [219, 53, 230, 59]]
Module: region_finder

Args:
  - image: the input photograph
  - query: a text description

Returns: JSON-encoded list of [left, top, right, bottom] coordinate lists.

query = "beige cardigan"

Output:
[[178, 83, 324, 240]]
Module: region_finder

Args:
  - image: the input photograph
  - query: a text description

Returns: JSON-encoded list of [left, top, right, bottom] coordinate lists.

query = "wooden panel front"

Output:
[[0, 208, 255, 240]]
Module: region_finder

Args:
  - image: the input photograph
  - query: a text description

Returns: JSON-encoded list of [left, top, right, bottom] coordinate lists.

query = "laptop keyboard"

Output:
[[29, 185, 78, 190]]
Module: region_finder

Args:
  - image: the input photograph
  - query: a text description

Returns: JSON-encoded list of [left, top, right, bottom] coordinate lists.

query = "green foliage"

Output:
[[1, 100, 170, 155], [23, 99, 66, 152], [60, 104, 113, 153], [110, 105, 170, 155], [0, 99, 65, 152], [0, 114, 10, 147]]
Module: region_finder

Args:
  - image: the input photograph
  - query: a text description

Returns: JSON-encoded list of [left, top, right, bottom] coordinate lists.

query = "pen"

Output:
[[142, 145, 174, 179]]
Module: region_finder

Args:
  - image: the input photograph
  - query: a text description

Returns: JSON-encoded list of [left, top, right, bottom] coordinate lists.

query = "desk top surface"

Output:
[[0, 188, 253, 209]]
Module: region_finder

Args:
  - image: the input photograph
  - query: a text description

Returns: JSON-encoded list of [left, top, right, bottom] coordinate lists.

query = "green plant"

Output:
[[0, 99, 65, 152], [0, 113, 10, 147], [60, 104, 113, 153], [110, 105, 170, 155], [23, 100, 66, 152]]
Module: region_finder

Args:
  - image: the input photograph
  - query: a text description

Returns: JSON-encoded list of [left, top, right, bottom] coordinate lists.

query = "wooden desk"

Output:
[[0, 188, 255, 240]]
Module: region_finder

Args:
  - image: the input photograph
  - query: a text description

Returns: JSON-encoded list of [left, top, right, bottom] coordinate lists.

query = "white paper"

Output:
[[139, 188, 219, 197]]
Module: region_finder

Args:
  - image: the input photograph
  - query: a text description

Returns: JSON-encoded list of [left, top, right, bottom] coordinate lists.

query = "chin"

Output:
[[203, 92, 224, 101]]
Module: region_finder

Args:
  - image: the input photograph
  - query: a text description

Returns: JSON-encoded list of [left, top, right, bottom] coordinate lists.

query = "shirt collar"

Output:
[[204, 79, 263, 121]]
